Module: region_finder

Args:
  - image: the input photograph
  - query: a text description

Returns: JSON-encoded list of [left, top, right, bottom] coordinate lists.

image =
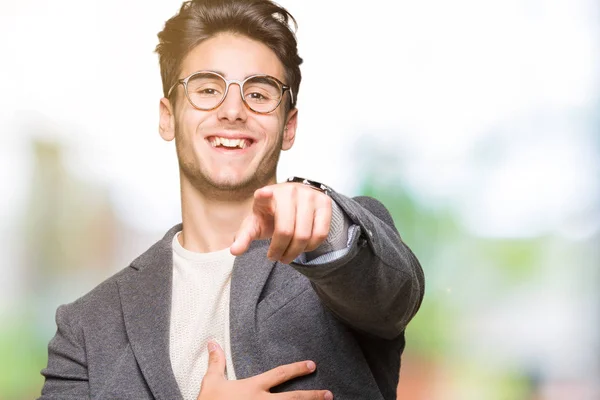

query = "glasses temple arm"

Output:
[[166, 80, 184, 98], [284, 86, 295, 106]]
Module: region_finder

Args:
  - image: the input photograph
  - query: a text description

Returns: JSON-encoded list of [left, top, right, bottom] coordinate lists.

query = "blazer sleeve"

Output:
[[291, 192, 425, 340], [39, 302, 90, 399]]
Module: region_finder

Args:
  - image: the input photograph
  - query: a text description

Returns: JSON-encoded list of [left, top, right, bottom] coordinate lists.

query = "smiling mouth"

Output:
[[207, 136, 254, 150]]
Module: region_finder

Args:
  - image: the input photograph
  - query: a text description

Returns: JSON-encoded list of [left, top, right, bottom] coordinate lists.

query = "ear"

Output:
[[281, 108, 298, 151], [159, 97, 175, 141]]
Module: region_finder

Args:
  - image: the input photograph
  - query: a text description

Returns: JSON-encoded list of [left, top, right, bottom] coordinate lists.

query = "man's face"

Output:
[[159, 33, 297, 199]]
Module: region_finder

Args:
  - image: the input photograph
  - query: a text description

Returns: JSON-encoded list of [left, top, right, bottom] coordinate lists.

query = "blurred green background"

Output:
[[1, 0, 599, 399]]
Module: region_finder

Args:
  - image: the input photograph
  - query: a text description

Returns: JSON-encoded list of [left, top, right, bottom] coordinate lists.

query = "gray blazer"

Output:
[[40, 193, 424, 400]]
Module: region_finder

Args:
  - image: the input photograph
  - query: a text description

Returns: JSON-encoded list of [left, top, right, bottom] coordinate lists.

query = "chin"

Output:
[[207, 173, 257, 191]]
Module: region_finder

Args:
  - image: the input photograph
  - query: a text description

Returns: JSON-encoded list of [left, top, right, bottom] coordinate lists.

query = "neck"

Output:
[[178, 176, 275, 253]]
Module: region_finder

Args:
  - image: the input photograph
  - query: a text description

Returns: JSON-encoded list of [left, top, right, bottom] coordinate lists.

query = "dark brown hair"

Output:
[[155, 0, 303, 110]]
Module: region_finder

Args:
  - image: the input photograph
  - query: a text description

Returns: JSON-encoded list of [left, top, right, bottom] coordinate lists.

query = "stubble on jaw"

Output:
[[174, 124, 285, 202]]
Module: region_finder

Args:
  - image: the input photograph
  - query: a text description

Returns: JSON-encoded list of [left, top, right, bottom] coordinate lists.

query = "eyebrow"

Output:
[[198, 70, 281, 81], [247, 76, 279, 85]]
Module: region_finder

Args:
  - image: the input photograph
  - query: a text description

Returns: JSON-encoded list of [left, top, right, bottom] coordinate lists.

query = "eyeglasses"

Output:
[[167, 71, 294, 114]]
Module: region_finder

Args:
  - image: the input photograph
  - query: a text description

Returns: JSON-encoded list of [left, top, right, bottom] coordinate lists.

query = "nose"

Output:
[[216, 82, 247, 123]]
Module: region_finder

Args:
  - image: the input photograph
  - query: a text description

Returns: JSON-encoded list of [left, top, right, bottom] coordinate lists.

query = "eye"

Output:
[[191, 86, 222, 97], [247, 92, 267, 100], [200, 88, 218, 95]]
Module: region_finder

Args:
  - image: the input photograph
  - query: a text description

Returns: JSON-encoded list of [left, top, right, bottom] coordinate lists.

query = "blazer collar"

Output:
[[229, 239, 274, 378], [117, 224, 183, 400]]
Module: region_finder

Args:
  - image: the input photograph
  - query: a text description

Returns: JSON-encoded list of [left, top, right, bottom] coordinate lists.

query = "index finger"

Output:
[[253, 186, 275, 213], [253, 360, 317, 389], [273, 389, 334, 400]]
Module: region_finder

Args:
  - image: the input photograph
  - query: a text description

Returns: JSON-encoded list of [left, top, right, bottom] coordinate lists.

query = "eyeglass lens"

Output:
[[185, 72, 283, 113]]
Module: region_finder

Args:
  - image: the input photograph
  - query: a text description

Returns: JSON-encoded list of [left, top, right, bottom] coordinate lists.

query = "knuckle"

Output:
[[312, 193, 324, 205], [307, 234, 326, 248], [304, 244, 318, 252], [295, 232, 311, 243], [277, 228, 294, 239], [275, 366, 289, 381], [314, 231, 329, 242]]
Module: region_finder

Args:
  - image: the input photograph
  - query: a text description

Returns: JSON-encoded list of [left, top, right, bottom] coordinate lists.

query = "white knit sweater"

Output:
[[169, 232, 237, 400]]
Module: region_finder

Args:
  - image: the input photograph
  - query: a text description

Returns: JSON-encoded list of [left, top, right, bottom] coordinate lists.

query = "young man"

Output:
[[40, 1, 424, 399]]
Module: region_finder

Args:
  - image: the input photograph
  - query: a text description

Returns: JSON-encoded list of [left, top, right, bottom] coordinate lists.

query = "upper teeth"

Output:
[[210, 137, 248, 149]]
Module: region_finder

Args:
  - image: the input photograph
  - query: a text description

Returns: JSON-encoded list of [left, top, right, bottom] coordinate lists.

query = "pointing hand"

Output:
[[230, 183, 332, 264]]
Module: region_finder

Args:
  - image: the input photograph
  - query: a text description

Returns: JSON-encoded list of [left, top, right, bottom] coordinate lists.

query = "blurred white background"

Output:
[[1, 0, 598, 398]]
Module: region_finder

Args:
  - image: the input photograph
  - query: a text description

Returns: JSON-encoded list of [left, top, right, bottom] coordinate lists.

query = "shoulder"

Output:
[[352, 195, 392, 217], [58, 265, 135, 325], [57, 223, 181, 320]]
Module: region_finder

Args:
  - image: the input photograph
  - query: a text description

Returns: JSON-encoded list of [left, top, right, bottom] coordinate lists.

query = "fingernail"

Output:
[[208, 341, 217, 353], [306, 361, 316, 371], [324, 391, 333, 400]]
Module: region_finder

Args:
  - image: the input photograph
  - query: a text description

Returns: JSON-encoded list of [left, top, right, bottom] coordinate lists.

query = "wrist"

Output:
[[286, 176, 330, 196]]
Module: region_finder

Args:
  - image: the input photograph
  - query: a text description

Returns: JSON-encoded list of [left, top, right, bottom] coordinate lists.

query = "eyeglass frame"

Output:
[[166, 70, 295, 114]]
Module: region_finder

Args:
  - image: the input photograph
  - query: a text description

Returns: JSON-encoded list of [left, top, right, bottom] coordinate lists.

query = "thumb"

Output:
[[230, 215, 259, 256], [204, 341, 226, 380]]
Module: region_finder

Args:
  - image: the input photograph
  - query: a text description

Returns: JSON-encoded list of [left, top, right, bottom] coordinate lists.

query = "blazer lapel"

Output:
[[117, 224, 183, 400], [229, 239, 274, 379]]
